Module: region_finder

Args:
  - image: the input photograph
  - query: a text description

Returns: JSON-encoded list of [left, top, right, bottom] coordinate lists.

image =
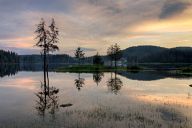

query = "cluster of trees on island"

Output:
[[74, 43, 122, 68]]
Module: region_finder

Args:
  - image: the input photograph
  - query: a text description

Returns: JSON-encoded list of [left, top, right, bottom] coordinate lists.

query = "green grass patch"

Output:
[[127, 66, 142, 71], [56, 65, 129, 73], [169, 66, 192, 76], [180, 67, 192, 73]]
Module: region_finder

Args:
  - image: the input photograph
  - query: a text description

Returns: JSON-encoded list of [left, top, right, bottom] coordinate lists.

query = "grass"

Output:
[[127, 66, 143, 72], [170, 67, 192, 76], [56, 65, 129, 73], [180, 67, 192, 73], [55, 64, 192, 73], [1, 104, 191, 128]]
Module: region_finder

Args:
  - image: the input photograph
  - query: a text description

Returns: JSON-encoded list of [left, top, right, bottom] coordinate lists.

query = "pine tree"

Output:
[[74, 47, 85, 66]]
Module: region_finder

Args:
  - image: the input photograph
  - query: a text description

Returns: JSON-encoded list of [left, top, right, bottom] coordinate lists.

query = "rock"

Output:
[[60, 103, 73, 108]]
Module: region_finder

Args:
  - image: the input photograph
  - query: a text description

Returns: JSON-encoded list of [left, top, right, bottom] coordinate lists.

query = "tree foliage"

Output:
[[107, 72, 123, 94], [35, 18, 59, 53], [74, 73, 85, 91], [0, 50, 19, 64], [107, 43, 122, 68], [35, 18, 59, 89], [107, 45, 114, 64], [93, 71, 104, 85], [75, 47, 85, 65], [93, 52, 103, 65]]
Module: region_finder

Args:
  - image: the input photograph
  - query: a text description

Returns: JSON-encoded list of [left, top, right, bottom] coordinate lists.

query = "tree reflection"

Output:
[[0, 64, 19, 77], [35, 82, 59, 119], [107, 72, 123, 94], [74, 73, 85, 91], [35, 80, 73, 119], [93, 71, 104, 86]]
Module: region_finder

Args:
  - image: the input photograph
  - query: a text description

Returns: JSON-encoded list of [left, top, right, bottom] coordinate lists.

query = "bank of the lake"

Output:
[[173, 67, 192, 76], [55, 64, 192, 76], [55, 65, 143, 73]]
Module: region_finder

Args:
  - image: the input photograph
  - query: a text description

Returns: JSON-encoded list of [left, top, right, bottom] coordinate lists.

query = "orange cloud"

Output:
[[0, 36, 34, 48]]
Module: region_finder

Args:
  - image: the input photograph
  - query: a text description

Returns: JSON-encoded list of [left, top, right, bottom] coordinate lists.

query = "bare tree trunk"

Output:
[[115, 53, 117, 69], [78, 72, 80, 79], [46, 54, 49, 95], [43, 49, 47, 89], [110, 59, 112, 68]]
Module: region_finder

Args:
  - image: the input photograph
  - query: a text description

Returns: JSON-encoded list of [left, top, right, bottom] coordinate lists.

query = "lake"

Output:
[[0, 65, 192, 128]]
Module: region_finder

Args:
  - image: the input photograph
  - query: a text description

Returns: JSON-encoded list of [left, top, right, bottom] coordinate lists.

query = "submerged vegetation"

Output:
[[1, 102, 191, 128]]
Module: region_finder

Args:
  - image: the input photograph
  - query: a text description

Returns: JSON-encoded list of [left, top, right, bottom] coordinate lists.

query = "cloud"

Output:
[[61, 47, 97, 56], [159, 0, 190, 19], [80, 47, 97, 52], [71, 0, 164, 38], [0, 0, 192, 55], [0, 0, 72, 13], [0, 46, 40, 55]]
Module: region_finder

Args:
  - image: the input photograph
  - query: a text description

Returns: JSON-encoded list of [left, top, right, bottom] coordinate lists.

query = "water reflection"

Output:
[[74, 71, 123, 94], [1, 71, 192, 127], [0, 63, 71, 77], [20, 63, 72, 71], [35, 63, 72, 119], [35, 83, 59, 119], [0, 64, 19, 77], [93, 71, 104, 86], [2, 63, 192, 81], [74, 73, 85, 91], [118, 71, 192, 81], [107, 72, 123, 94]]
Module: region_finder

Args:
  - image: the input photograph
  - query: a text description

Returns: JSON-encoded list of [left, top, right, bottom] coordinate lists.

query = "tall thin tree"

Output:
[[107, 43, 122, 68], [35, 18, 59, 93], [107, 45, 114, 67], [75, 47, 85, 66], [113, 43, 122, 69]]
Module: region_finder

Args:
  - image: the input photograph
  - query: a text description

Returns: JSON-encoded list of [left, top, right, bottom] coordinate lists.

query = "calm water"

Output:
[[1, 66, 192, 128]]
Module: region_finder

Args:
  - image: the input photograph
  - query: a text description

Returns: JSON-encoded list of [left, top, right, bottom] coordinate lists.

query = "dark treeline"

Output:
[[19, 54, 93, 64], [83, 46, 192, 64], [20, 54, 76, 64], [0, 50, 19, 64], [2, 45, 192, 65], [142, 47, 192, 63], [19, 46, 192, 64], [122, 46, 192, 63]]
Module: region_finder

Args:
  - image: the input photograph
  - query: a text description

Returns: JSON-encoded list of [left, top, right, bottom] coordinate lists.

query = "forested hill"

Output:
[[19, 54, 77, 64], [5, 45, 192, 64], [122, 46, 192, 63], [122, 45, 167, 60], [0, 50, 19, 64]]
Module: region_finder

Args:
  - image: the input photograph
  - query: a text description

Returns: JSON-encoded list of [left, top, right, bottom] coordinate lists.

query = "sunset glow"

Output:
[[0, 0, 192, 55]]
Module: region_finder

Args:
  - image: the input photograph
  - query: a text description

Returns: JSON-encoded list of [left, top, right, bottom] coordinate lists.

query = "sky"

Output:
[[0, 0, 192, 56]]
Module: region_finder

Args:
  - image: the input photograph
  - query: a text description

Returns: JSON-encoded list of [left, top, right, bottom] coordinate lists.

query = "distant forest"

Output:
[[122, 46, 192, 63], [1, 45, 192, 64], [0, 50, 19, 64]]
